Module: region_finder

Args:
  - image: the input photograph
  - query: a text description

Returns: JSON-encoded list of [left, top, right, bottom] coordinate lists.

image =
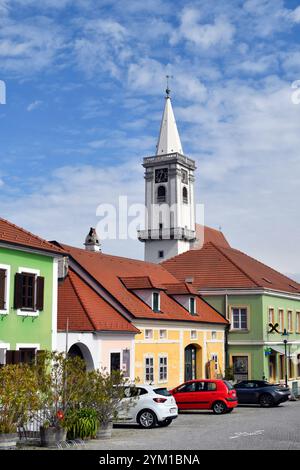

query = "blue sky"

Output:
[[1, 0, 300, 278]]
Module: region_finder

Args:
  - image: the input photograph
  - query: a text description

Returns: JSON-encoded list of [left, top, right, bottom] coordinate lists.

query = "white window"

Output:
[[296, 312, 300, 333], [288, 311, 293, 332], [145, 356, 154, 383], [190, 330, 197, 340], [211, 354, 218, 372], [189, 297, 196, 315], [0, 265, 10, 314], [159, 356, 168, 382], [211, 331, 217, 340], [145, 329, 153, 340], [279, 310, 284, 332], [231, 307, 248, 330], [159, 329, 167, 339], [152, 292, 160, 312], [268, 308, 274, 324]]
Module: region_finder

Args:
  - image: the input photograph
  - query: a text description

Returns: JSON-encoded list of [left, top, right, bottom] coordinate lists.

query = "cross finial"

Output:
[[166, 75, 173, 97]]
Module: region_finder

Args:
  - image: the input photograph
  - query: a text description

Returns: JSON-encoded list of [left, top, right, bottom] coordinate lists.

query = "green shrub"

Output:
[[65, 408, 98, 440]]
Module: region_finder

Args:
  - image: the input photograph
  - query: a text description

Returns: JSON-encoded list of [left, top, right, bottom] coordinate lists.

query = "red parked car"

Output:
[[170, 379, 238, 415]]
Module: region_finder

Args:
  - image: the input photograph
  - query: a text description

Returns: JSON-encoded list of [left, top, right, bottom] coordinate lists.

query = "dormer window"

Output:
[[152, 292, 160, 312], [189, 297, 196, 315]]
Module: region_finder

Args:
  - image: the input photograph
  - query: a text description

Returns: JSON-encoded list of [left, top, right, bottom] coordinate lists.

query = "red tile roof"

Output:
[[120, 276, 166, 290], [58, 270, 139, 333], [0, 218, 65, 255], [163, 282, 199, 295], [162, 242, 300, 294], [57, 243, 227, 325], [192, 224, 231, 249]]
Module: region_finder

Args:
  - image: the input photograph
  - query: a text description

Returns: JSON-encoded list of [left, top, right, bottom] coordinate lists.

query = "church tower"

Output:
[[138, 88, 196, 263]]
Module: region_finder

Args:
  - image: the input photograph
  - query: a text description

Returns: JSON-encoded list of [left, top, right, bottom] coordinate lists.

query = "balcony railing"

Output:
[[137, 227, 196, 241]]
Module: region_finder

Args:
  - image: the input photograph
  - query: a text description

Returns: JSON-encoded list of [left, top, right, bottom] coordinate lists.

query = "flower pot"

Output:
[[96, 421, 113, 439], [40, 426, 67, 447], [0, 433, 18, 449]]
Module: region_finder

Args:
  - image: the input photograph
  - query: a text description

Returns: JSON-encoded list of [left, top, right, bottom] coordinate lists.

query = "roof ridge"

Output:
[[218, 244, 300, 288], [0, 217, 64, 253], [68, 270, 98, 330], [209, 242, 260, 287]]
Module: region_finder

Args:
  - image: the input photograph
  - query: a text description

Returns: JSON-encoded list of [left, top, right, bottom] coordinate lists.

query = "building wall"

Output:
[[0, 246, 55, 354], [133, 320, 225, 389]]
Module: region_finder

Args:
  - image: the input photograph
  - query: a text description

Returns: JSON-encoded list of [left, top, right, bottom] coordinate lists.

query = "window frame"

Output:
[[144, 355, 154, 383], [190, 330, 197, 340], [296, 312, 300, 334], [145, 329, 153, 340], [0, 264, 10, 315], [287, 310, 293, 332], [159, 329, 167, 340], [152, 292, 160, 313], [230, 306, 249, 331], [189, 297, 196, 315], [157, 185, 166, 203], [158, 355, 168, 383], [278, 309, 284, 333], [268, 307, 275, 325], [182, 186, 188, 204], [17, 267, 40, 317]]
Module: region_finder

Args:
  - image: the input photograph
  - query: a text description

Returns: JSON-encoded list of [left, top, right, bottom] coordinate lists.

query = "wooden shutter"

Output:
[[5, 350, 21, 364], [36, 276, 44, 311], [14, 273, 24, 309], [0, 269, 6, 310]]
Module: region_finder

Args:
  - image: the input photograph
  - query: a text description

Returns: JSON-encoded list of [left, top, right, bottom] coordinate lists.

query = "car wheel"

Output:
[[212, 401, 227, 415], [259, 394, 274, 407], [137, 409, 157, 428], [158, 418, 172, 427]]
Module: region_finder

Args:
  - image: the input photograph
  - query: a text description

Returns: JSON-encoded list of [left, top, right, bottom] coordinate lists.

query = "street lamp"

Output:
[[281, 328, 289, 388]]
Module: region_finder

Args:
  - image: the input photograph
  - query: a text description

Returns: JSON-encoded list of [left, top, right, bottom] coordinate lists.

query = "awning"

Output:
[[270, 345, 285, 355]]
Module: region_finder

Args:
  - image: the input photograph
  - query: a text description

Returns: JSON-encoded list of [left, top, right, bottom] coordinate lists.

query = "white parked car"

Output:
[[116, 385, 178, 429]]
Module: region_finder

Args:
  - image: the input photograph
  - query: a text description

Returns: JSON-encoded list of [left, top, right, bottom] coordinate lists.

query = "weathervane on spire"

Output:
[[165, 74, 173, 98]]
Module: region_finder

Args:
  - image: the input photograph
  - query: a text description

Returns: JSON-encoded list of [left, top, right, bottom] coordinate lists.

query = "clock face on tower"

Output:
[[155, 168, 168, 183]]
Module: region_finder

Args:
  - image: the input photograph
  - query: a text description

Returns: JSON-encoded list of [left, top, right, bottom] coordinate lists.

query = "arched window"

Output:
[[183, 187, 188, 204], [157, 185, 166, 203]]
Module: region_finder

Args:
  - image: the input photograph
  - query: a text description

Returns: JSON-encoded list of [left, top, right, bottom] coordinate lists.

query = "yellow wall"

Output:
[[133, 323, 225, 389]]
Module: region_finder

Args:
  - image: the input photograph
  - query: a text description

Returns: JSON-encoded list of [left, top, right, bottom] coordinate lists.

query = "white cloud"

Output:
[[74, 18, 131, 79], [27, 100, 42, 111], [171, 7, 235, 49], [291, 6, 300, 23]]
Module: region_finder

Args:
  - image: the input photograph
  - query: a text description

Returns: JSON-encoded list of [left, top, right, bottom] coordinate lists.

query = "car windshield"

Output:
[[153, 387, 171, 396]]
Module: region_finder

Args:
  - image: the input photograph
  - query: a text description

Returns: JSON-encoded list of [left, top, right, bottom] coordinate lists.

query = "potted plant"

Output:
[[64, 407, 98, 440], [85, 370, 131, 439], [34, 351, 88, 447], [0, 364, 40, 448]]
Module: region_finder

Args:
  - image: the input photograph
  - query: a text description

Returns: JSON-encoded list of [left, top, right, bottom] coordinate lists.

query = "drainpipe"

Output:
[[225, 293, 229, 370]]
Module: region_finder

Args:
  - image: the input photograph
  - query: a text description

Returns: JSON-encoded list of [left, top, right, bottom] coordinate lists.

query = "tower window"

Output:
[[157, 186, 166, 203], [158, 250, 164, 259], [182, 187, 188, 204]]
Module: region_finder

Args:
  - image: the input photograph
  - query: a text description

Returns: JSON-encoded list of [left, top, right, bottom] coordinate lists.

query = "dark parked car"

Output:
[[234, 380, 291, 407]]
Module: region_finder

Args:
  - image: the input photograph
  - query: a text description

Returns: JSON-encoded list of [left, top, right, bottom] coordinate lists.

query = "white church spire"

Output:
[[156, 87, 183, 155]]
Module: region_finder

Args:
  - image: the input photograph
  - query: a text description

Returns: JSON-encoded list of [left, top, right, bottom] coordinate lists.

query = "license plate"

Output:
[[170, 407, 177, 414]]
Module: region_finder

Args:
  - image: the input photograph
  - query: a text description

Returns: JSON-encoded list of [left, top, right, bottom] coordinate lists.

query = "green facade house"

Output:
[[162, 226, 300, 389], [0, 218, 65, 364]]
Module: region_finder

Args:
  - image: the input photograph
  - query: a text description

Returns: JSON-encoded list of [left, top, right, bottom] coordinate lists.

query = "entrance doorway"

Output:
[[185, 345, 197, 381], [110, 352, 121, 373], [269, 354, 276, 382]]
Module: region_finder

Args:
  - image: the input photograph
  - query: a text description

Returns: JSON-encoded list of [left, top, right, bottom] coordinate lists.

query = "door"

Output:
[[269, 354, 276, 382], [110, 352, 121, 373], [232, 356, 248, 382], [173, 382, 198, 410], [185, 345, 197, 381]]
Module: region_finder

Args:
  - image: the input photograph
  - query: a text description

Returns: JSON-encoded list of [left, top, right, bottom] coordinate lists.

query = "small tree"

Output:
[[85, 370, 130, 427], [0, 364, 40, 434], [34, 351, 88, 429]]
